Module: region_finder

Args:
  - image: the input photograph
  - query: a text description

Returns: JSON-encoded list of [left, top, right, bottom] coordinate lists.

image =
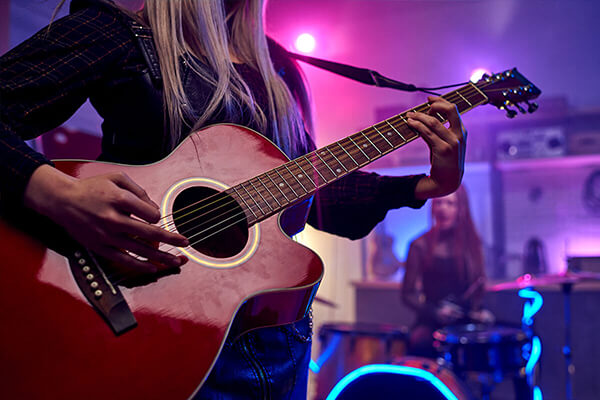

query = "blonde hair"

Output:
[[54, 0, 312, 156], [143, 0, 310, 155]]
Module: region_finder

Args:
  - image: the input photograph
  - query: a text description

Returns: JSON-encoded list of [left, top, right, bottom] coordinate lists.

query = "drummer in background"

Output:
[[402, 185, 494, 357]]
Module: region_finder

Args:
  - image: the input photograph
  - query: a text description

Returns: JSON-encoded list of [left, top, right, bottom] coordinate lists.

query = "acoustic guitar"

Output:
[[0, 69, 540, 399]]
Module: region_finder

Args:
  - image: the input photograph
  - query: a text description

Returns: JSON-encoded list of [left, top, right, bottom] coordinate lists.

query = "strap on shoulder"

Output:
[[126, 20, 162, 85], [69, 0, 162, 85]]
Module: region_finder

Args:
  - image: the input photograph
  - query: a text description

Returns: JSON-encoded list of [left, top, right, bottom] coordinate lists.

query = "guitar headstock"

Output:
[[475, 68, 541, 118]]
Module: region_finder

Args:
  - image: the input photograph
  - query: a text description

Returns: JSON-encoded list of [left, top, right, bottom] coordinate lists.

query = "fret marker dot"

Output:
[[321, 151, 326, 155], [279, 183, 285, 187], [336, 168, 342, 173], [363, 144, 368, 148], [387, 132, 392, 136], [297, 174, 303, 178]]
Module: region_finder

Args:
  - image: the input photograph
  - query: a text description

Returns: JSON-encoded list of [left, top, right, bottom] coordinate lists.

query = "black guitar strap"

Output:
[[128, 19, 163, 86], [288, 51, 428, 93], [126, 16, 438, 96]]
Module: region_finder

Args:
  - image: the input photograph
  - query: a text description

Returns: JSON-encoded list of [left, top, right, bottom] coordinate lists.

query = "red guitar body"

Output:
[[0, 125, 323, 400]]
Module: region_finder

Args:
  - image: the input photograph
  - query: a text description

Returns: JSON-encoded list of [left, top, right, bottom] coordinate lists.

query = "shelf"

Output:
[[495, 154, 600, 171]]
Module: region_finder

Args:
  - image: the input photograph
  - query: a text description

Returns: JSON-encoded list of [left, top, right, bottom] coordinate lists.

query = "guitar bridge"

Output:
[[68, 248, 137, 336]]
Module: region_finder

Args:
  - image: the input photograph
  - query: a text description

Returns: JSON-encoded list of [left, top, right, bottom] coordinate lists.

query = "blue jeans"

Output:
[[194, 316, 313, 400]]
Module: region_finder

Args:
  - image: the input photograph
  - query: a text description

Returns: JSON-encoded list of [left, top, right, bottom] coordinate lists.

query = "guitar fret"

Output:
[[468, 82, 488, 102], [384, 121, 405, 143], [292, 159, 317, 188], [274, 168, 298, 198], [347, 133, 374, 160], [361, 131, 382, 154], [421, 102, 446, 122], [324, 148, 348, 173], [372, 125, 394, 149], [369, 131, 396, 155], [398, 114, 420, 139], [284, 164, 309, 193], [456, 91, 472, 107], [256, 176, 281, 208], [337, 142, 359, 166], [348, 136, 371, 163], [232, 186, 257, 219], [265, 171, 290, 202], [248, 179, 274, 212], [351, 134, 378, 160], [241, 182, 265, 215], [314, 151, 337, 177], [303, 156, 328, 185]]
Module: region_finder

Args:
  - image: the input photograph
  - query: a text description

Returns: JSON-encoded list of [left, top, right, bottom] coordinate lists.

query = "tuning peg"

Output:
[[526, 101, 539, 113], [515, 103, 527, 114], [503, 106, 518, 118]]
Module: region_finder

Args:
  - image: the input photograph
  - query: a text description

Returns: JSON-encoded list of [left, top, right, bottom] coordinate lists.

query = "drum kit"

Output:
[[315, 270, 600, 400]]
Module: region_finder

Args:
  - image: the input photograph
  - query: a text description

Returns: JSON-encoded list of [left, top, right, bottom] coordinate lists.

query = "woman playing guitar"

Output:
[[0, 0, 467, 398]]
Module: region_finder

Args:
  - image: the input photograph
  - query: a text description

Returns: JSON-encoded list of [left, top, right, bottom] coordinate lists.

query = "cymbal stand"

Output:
[[561, 282, 575, 400], [518, 288, 543, 400]]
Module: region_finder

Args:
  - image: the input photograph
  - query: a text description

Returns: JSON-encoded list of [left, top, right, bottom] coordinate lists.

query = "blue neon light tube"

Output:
[[325, 364, 460, 400]]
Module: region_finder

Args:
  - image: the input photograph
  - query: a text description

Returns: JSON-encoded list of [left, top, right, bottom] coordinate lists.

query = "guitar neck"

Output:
[[228, 82, 489, 225]]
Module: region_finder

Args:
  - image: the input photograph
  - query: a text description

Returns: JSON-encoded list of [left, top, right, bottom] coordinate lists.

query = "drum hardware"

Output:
[[487, 270, 600, 292], [562, 282, 575, 400], [434, 324, 529, 376], [518, 288, 543, 400], [434, 323, 533, 400], [489, 270, 600, 400]]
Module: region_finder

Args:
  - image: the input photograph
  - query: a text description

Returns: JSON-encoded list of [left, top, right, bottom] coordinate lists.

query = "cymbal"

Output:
[[488, 271, 600, 291]]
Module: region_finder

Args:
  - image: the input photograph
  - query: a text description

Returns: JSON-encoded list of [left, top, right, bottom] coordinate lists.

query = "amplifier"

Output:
[[568, 130, 600, 155], [567, 256, 600, 273], [496, 125, 566, 160]]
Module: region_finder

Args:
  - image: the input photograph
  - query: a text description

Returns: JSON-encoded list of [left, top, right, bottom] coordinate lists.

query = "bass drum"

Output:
[[325, 356, 475, 400]]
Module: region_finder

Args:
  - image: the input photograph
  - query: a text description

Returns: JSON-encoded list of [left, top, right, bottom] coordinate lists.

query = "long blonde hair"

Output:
[[54, 0, 311, 156], [145, 0, 311, 156]]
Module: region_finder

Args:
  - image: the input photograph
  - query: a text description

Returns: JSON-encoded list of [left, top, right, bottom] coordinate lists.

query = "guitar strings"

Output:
[[154, 88, 441, 226], [154, 82, 515, 234], [155, 84, 490, 249], [156, 82, 491, 235], [160, 83, 523, 243], [110, 81, 528, 282], [156, 82, 519, 231], [108, 85, 485, 283]]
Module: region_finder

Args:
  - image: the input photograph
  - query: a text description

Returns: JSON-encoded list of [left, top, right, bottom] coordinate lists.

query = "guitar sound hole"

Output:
[[172, 186, 249, 258]]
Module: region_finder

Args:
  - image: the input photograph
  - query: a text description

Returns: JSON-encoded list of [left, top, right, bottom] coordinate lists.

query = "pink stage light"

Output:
[[295, 33, 316, 53], [470, 68, 491, 83]]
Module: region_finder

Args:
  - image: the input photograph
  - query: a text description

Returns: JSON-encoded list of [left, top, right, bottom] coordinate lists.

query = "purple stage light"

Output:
[[295, 33, 316, 53], [470, 68, 491, 83]]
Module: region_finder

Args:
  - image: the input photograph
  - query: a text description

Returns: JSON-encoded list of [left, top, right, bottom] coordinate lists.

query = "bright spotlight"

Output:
[[295, 33, 316, 53], [470, 68, 491, 83]]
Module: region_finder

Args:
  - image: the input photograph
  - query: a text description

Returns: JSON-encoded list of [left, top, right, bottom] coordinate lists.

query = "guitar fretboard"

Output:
[[228, 82, 488, 225]]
